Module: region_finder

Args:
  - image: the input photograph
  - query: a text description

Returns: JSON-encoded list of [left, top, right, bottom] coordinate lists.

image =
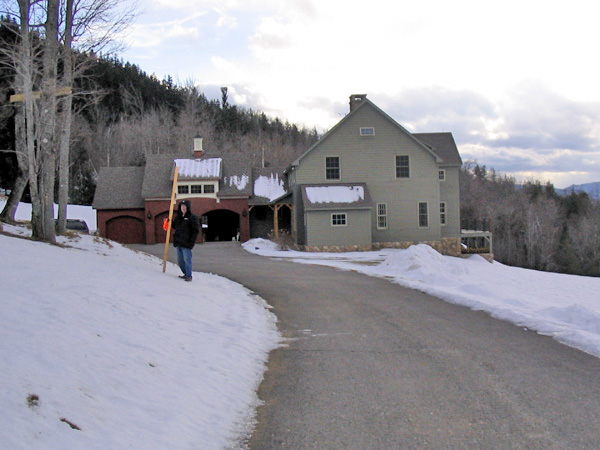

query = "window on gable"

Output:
[[203, 184, 215, 194], [439, 169, 446, 181], [332, 213, 347, 226], [178, 185, 189, 194], [360, 127, 375, 136], [395, 155, 410, 178], [418, 202, 429, 228], [377, 203, 388, 229], [440, 202, 447, 226], [326, 156, 340, 180], [191, 185, 202, 194]]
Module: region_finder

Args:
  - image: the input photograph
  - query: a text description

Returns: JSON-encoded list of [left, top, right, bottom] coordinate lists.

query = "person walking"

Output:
[[172, 199, 200, 282]]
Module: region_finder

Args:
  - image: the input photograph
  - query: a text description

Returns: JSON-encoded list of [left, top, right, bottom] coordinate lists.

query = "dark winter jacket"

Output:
[[172, 200, 200, 249]]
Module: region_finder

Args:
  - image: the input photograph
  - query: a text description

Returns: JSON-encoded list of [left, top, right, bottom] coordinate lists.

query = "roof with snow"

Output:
[[139, 154, 180, 200], [301, 183, 373, 211], [219, 154, 253, 198], [251, 168, 288, 204], [175, 158, 222, 179], [93, 152, 284, 209]]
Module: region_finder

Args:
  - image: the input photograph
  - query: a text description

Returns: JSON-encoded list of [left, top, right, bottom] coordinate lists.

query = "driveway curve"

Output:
[[135, 242, 600, 449]]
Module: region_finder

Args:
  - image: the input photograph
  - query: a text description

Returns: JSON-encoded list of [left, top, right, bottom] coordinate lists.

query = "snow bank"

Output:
[[0, 225, 280, 449], [244, 240, 600, 359]]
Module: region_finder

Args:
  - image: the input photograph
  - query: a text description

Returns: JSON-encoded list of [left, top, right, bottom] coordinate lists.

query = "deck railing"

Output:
[[460, 218, 493, 255]]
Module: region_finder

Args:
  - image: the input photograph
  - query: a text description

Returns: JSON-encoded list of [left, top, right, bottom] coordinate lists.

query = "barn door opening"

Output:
[[202, 209, 240, 242]]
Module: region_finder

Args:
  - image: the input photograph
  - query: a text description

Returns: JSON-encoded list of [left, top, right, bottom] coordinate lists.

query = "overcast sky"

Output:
[[117, 0, 600, 188]]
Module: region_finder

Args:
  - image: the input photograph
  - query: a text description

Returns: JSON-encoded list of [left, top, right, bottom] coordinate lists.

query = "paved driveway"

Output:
[[135, 242, 600, 449]]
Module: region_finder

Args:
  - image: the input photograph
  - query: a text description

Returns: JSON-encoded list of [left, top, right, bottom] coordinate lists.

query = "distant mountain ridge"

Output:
[[556, 182, 600, 200]]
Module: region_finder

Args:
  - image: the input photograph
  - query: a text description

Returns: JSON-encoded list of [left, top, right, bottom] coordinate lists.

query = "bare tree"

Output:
[[0, 0, 137, 240], [55, 0, 137, 232]]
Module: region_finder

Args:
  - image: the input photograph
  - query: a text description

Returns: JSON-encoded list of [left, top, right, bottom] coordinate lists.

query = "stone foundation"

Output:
[[300, 244, 373, 253], [298, 237, 463, 257], [373, 237, 462, 257]]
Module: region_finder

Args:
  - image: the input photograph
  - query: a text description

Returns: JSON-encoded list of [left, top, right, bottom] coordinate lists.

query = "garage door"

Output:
[[106, 216, 145, 244]]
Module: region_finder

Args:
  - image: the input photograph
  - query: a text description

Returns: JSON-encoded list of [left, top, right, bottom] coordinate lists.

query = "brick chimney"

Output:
[[193, 134, 204, 158], [349, 94, 367, 112]]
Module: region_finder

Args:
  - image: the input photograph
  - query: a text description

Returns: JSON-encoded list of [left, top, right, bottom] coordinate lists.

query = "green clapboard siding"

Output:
[[294, 101, 445, 245], [305, 209, 372, 247]]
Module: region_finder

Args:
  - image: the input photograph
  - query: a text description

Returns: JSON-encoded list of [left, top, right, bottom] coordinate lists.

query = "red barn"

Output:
[[93, 138, 291, 245]]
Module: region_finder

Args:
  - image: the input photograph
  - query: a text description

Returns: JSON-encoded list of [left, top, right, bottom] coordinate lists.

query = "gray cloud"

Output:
[[492, 82, 600, 153], [368, 85, 600, 185], [194, 84, 600, 185]]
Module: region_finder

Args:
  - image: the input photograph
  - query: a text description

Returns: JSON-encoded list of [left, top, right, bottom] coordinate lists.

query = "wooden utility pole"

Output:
[[163, 166, 179, 273]]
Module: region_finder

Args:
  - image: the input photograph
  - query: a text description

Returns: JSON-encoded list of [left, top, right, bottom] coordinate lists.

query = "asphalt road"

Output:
[[134, 242, 600, 449]]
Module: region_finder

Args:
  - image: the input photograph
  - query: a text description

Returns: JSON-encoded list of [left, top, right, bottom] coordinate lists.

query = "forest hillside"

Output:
[[0, 17, 318, 205], [460, 162, 600, 276]]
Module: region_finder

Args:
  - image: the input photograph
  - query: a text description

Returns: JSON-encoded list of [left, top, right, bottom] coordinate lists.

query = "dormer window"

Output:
[[177, 182, 218, 198], [360, 127, 375, 136]]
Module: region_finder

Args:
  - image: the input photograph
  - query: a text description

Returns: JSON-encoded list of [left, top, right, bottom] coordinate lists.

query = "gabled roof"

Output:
[[413, 132, 462, 166], [301, 183, 373, 211], [219, 154, 253, 198], [94, 151, 267, 209], [142, 154, 182, 199], [92, 166, 145, 209], [290, 97, 443, 169]]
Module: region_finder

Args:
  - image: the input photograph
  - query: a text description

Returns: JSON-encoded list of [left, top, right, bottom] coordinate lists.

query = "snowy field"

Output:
[[0, 200, 280, 449], [244, 238, 600, 359]]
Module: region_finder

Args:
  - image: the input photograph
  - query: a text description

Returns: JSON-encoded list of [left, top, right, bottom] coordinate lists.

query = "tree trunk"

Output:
[[31, 0, 59, 241], [56, 0, 74, 234], [0, 106, 28, 222], [16, 0, 43, 237]]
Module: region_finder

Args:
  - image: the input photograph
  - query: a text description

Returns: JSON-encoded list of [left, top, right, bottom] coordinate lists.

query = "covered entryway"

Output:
[[249, 202, 293, 240], [202, 209, 240, 242], [106, 216, 144, 244]]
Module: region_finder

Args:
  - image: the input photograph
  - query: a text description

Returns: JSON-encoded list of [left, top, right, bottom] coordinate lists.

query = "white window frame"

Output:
[[440, 202, 447, 226], [377, 202, 388, 230], [418, 202, 429, 228], [331, 213, 347, 227], [395, 155, 410, 179], [360, 127, 375, 136], [439, 169, 446, 181], [325, 156, 341, 180], [177, 181, 218, 198]]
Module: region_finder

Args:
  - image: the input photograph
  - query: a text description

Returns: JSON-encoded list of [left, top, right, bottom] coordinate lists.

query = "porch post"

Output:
[[274, 204, 280, 239]]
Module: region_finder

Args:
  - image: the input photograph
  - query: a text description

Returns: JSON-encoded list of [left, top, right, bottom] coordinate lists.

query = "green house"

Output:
[[286, 94, 463, 255]]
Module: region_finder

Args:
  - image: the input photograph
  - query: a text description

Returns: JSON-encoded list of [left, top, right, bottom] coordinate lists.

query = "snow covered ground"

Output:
[[0, 200, 280, 449], [243, 238, 600, 359], [3, 198, 600, 449]]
